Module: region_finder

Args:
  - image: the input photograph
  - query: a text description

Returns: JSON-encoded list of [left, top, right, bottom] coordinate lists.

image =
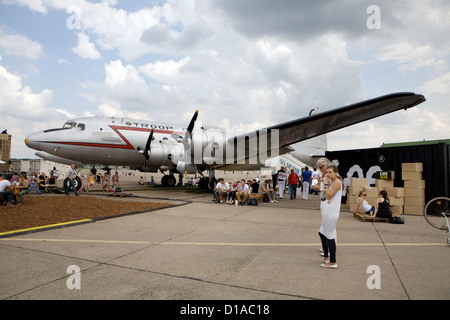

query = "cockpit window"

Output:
[[63, 122, 77, 129], [76, 123, 85, 131]]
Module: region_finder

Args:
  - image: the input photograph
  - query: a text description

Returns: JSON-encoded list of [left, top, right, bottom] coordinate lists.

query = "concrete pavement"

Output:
[[1, 187, 449, 302]]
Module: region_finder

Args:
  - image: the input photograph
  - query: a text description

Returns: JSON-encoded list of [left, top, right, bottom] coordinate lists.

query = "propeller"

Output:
[[144, 128, 154, 161], [184, 110, 199, 150], [176, 110, 199, 174]]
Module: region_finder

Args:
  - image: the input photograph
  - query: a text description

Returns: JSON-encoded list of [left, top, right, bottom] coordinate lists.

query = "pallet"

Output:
[[353, 212, 390, 223], [107, 192, 133, 198]]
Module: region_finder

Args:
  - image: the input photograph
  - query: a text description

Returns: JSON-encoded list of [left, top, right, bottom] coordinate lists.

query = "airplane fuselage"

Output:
[[25, 116, 187, 171]]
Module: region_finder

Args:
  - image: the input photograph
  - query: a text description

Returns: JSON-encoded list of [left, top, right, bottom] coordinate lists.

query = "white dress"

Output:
[[319, 179, 342, 240]]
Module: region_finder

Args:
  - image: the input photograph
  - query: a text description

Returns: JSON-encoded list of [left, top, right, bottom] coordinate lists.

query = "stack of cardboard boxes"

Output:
[[347, 162, 425, 217], [402, 163, 425, 215]]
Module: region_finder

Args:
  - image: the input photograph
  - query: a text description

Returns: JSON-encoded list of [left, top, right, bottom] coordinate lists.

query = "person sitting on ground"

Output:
[[356, 190, 375, 216], [373, 190, 401, 219], [227, 180, 238, 204], [235, 179, 250, 205], [258, 179, 278, 203], [102, 172, 110, 192], [28, 172, 42, 195], [17, 173, 29, 205], [250, 179, 259, 195], [112, 171, 121, 190], [46, 171, 57, 193], [11, 172, 20, 183], [38, 172, 48, 192], [214, 178, 230, 203], [87, 171, 96, 192], [0, 174, 15, 206]]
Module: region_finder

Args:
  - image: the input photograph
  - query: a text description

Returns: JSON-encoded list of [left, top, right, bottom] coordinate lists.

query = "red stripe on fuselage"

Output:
[[41, 125, 185, 149]]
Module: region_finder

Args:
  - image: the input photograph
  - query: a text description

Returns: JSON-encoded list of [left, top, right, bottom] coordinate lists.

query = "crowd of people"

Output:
[[210, 165, 323, 205], [0, 167, 60, 206], [0, 164, 124, 206]]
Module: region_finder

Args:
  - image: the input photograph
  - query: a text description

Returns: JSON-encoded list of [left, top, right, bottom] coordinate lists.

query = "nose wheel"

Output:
[[63, 176, 82, 191]]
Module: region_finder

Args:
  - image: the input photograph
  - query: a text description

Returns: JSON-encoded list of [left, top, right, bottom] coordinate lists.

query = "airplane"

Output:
[[25, 92, 426, 190]]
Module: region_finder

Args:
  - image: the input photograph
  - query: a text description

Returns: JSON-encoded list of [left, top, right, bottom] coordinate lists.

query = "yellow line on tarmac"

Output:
[[0, 219, 92, 237], [0, 238, 446, 247]]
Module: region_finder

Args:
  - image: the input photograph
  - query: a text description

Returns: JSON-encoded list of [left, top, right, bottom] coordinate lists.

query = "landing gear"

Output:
[[161, 174, 176, 187]]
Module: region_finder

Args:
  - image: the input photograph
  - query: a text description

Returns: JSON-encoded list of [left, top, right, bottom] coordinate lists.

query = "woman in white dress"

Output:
[[319, 164, 343, 269]]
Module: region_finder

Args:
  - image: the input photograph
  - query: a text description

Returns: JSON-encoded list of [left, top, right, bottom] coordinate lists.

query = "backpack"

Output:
[[389, 216, 405, 224]]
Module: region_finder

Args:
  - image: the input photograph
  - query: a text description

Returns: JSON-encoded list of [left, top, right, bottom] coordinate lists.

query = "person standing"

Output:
[[301, 166, 312, 200], [288, 169, 299, 200], [65, 164, 80, 196], [277, 166, 287, 199], [319, 164, 343, 269], [311, 158, 332, 257]]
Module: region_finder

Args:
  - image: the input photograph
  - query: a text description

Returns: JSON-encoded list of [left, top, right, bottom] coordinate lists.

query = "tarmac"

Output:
[[1, 179, 449, 305]]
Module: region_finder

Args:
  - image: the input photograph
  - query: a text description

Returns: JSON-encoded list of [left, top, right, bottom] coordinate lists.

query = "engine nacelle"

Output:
[[176, 161, 197, 174]]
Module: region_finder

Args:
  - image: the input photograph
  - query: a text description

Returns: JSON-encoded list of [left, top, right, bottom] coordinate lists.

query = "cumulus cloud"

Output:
[[0, 29, 43, 59], [72, 32, 101, 60], [421, 73, 450, 96], [0, 57, 52, 119], [2, 0, 450, 159]]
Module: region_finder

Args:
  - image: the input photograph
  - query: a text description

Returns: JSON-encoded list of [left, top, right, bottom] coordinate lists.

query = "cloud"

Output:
[[71, 32, 101, 60], [421, 72, 450, 96], [0, 29, 43, 59], [0, 57, 52, 119], [2, 0, 47, 14]]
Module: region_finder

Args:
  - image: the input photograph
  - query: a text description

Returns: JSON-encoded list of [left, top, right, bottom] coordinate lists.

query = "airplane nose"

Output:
[[25, 132, 42, 150]]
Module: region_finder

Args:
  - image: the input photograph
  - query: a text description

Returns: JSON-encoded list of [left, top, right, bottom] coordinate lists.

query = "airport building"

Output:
[[0, 132, 12, 172], [10, 159, 72, 176]]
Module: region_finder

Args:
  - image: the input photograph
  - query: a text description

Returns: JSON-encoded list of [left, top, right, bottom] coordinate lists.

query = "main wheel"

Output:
[[161, 175, 176, 187], [424, 197, 450, 230]]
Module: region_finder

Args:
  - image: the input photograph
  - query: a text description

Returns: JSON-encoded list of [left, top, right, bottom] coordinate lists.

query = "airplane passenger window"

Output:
[[76, 123, 85, 131]]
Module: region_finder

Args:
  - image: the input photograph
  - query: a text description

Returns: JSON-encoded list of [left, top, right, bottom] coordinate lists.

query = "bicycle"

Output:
[[424, 197, 450, 246]]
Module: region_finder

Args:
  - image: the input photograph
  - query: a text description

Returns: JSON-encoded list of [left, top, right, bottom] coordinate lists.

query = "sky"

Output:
[[1, 0, 450, 159]]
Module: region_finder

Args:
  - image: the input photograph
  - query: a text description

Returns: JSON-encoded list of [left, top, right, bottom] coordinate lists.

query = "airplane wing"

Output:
[[216, 92, 425, 169], [267, 92, 425, 148]]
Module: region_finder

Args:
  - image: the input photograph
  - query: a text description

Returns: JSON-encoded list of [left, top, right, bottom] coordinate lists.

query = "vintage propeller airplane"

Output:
[[25, 92, 425, 189]]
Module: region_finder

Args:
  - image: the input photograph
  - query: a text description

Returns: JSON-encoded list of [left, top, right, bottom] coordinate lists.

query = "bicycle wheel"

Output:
[[424, 197, 450, 230]]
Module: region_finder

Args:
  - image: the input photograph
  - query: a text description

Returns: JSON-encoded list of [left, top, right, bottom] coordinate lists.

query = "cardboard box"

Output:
[[402, 163, 423, 172], [349, 203, 359, 212], [349, 186, 364, 196], [389, 197, 404, 206], [404, 205, 424, 215], [402, 171, 423, 181], [404, 188, 425, 198], [365, 197, 378, 207], [364, 187, 379, 198], [347, 195, 357, 205], [404, 197, 425, 207], [375, 179, 394, 188], [404, 180, 425, 189], [390, 205, 404, 215], [350, 178, 369, 187], [375, 171, 395, 180], [383, 187, 405, 197]]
